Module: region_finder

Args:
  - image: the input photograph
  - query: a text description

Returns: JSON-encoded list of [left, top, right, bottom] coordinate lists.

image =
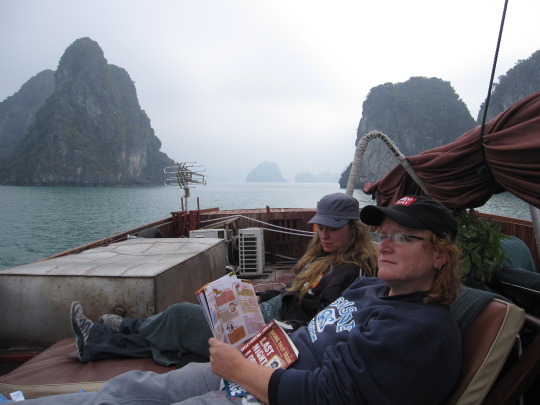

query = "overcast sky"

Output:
[[1, 0, 539, 182]]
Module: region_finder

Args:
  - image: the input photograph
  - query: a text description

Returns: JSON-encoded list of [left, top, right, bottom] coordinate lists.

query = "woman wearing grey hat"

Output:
[[258, 192, 378, 328], [70, 193, 377, 366]]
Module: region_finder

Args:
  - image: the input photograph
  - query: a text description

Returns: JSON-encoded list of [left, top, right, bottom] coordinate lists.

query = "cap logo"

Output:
[[395, 196, 417, 206]]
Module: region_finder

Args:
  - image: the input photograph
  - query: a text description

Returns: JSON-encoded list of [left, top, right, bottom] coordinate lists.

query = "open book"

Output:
[[196, 273, 299, 398], [196, 272, 266, 347]]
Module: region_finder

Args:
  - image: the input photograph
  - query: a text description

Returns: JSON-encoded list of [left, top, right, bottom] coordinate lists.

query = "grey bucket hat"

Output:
[[308, 193, 360, 228]]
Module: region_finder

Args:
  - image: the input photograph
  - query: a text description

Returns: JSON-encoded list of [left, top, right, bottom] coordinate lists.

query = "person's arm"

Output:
[[209, 338, 276, 404], [257, 288, 285, 303]]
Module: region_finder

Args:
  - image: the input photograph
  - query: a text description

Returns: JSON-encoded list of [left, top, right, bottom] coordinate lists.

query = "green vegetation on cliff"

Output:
[[339, 76, 476, 188], [0, 37, 174, 186], [478, 50, 540, 122]]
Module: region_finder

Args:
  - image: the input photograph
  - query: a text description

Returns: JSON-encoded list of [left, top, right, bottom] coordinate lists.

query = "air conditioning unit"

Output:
[[238, 228, 265, 275], [189, 229, 231, 241]]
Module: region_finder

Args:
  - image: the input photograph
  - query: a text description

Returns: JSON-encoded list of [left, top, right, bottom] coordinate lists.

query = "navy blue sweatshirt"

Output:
[[268, 278, 462, 405]]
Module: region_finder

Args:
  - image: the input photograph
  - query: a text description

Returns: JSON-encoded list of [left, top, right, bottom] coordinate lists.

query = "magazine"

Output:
[[196, 272, 266, 347], [196, 273, 299, 398]]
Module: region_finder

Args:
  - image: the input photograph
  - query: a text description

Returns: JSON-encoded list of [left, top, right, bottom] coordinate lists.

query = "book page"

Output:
[[196, 272, 238, 340], [196, 273, 265, 346]]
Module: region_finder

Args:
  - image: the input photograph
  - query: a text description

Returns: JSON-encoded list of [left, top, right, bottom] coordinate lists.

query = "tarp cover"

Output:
[[363, 91, 540, 209]]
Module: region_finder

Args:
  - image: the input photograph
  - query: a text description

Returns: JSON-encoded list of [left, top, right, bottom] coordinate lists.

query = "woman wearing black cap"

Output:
[[360, 194, 460, 304], [70, 193, 377, 365]]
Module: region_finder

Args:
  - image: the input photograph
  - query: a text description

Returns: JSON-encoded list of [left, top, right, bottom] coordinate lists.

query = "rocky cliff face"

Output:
[[339, 77, 476, 188], [477, 50, 540, 122], [343, 51, 540, 189], [0, 37, 174, 185], [0, 70, 55, 160]]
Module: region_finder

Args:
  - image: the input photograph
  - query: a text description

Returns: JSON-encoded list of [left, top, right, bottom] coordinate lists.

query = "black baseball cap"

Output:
[[308, 193, 360, 228], [360, 195, 457, 241]]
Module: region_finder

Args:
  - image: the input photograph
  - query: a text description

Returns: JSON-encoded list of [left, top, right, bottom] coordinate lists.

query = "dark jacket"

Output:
[[258, 262, 362, 329]]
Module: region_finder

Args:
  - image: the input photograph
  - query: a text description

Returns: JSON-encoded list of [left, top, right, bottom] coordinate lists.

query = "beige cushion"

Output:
[[445, 299, 525, 405]]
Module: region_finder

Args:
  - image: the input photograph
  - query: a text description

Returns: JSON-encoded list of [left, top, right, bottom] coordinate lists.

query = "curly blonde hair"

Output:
[[287, 220, 378, 299]]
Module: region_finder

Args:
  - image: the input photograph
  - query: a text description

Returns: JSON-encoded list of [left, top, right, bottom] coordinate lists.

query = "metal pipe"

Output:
[[346, 130, 429, 197], [529, 205, 540, 265]]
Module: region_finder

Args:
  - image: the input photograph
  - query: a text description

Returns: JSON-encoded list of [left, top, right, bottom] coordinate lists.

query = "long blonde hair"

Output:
[[287, 220, 378, 299], [421, 230, 462, 305]]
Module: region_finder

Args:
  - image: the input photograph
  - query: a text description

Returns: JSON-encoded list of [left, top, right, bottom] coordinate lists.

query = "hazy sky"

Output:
[[1, 0, 539, 182]]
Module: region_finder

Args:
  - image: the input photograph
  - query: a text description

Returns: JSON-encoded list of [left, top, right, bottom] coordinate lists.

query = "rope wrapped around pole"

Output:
[[345, 130, 430, 197]]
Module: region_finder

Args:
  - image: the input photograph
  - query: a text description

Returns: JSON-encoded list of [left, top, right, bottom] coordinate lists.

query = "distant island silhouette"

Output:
[[246, 162, 287, 182]]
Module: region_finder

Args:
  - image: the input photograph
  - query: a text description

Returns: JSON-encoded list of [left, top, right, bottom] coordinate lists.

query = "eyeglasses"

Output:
[[371, 233, 425, 245]]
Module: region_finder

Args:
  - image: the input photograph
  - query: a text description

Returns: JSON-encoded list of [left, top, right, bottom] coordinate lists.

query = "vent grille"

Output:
[[238, 228, 265, 275]]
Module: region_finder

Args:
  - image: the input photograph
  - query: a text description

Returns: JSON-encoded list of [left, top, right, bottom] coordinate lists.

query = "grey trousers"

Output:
[[24, 363, 263, 404]]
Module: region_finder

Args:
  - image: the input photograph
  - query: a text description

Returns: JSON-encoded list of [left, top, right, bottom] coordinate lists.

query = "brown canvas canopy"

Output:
[[363, 91, 540, 210]]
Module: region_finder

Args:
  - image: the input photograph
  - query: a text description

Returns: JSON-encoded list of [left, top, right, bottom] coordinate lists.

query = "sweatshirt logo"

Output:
[[308, 297, 356, 342]]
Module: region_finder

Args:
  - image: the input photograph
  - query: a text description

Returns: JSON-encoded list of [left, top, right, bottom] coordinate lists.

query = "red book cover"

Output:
[[239, 320, 298, 369], [224, 319, 299, 398]]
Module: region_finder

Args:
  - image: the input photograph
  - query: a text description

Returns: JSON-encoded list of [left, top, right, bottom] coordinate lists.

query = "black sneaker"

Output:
[[70, 301, 94, 362]]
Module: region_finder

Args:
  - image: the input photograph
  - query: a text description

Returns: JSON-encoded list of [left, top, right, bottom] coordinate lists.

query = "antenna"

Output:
[[164, 162, 207, 210]]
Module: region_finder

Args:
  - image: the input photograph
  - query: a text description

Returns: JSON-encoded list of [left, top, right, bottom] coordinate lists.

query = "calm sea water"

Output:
[[0, 183, 533, 270]]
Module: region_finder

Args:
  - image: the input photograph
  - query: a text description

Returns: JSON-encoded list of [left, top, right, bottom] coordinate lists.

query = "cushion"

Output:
[[444, 299, 524, 405], [0, 338, 175, 399]]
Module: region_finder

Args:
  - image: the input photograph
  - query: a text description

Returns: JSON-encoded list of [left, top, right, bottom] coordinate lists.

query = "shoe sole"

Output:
[[70, 301, 87, 362]]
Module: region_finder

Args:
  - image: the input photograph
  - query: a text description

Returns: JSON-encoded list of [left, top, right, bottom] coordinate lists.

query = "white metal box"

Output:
[[238, 227, 265, 275], [189, 228, 231, 240]]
